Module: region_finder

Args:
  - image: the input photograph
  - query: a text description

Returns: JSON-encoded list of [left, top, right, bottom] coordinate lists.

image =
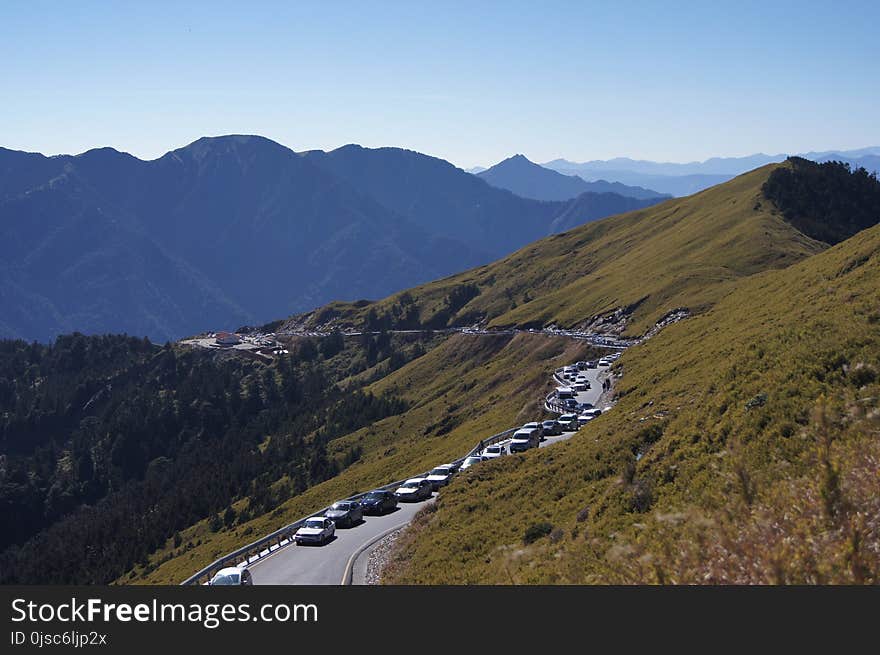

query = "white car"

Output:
[[572, 381, 588, 392], [460, 455, 488, 470], [425, 465, 456, 490], [208, 566, 253, 585], [295, 516, 335, 546], [481, 443, 507, 459], [394, 477, 433, 501], [577, 414, 595, 427], [522, 421, 544, 438]]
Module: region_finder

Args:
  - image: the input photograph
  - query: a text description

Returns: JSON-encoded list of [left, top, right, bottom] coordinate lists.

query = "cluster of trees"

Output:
[[0, 331, 428, 583], [762, 157, 880, 245], [363, 283, 483, 332]]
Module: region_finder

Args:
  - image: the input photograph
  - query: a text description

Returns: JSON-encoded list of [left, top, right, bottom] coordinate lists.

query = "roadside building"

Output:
[[215, 331, 241, 346]]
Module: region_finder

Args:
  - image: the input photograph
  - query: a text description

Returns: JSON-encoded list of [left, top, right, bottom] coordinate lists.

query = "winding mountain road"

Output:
[[249, 363, 610, 585]]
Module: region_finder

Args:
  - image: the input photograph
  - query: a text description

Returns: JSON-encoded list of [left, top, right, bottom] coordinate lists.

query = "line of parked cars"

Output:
[[290, 462, 464, 548], [211, 356, 622, 582]]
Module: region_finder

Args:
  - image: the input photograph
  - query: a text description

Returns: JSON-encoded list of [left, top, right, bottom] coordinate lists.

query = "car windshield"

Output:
[[464, 457, 481, 465], [331, 502, 351, 511], [364, 492, 384, 500], [211, 573, 240, 585], [485, 446, 501, 453], [430, 468, 450, 476], [304, 519, 325, 529]]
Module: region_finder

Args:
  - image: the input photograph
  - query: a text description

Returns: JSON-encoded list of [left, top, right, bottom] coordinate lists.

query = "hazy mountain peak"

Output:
[[172, 134, 293, 162], [74, 146, 132, 159], [479, 153, 667, 202]]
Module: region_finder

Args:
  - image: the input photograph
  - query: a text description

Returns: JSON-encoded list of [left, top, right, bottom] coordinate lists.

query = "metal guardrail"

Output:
[[180, 425, 522, 585]]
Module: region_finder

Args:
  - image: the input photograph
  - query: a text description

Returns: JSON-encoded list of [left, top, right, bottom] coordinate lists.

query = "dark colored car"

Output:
[[563, 398, 580, 410], [541, 419, 562, 436], [325, 500, 364, 527], [359, 490, 399, 515]]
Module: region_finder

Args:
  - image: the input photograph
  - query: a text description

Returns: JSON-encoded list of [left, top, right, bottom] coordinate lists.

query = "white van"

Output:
[[509, 427, 540, 452], [556, 386, 575, 400]]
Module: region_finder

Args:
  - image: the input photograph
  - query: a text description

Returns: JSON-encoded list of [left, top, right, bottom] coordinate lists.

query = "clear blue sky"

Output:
[[2, 1, 878, 167]]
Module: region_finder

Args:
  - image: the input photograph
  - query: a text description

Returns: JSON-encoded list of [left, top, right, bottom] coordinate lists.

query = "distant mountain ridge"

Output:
[[477, 154, 668, 201], [289, 162, 824, 335], [0, 137, 484, 342], [1, 136, 663, 343], [540, 147, 880, 196], [300, 144, 664, 260]]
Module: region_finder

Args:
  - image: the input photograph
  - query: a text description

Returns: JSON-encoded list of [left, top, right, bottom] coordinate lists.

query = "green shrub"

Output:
[[523, 522, 553, 545]]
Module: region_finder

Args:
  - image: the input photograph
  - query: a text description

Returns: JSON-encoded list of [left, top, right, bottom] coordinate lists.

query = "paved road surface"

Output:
[[251, 498, 427, 585], [251, 364, 609, 585]]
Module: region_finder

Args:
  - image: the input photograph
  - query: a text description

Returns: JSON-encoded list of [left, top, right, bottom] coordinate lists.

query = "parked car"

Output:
[[523, 421, 544, 438], [586, 360, 598, 369], [582, 408, 602, 418], [576, 361, 589, 370], [572, 381, 588, 392], [577, 414, 594, 427], [460, 455, 488, 470], [541, 419, 562, 436], [556, 386, 575, 400], [425, 465, 456, 490], [359, 489, 398, 515], [394, 478, 434, 502], [509, 427, 541, 452], [209, 567, 253, 586], [295, 516, 335, 546], [563, 398, 580, 410], [325, 500, 363, 527], [558, 413, 580, 431], [598, 359, 611, 367], [482, 443, 507, 459]]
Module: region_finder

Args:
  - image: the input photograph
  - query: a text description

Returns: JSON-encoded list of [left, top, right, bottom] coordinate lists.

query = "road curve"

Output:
[[250, 501, 428, 585], [251, 363, 610, 585]]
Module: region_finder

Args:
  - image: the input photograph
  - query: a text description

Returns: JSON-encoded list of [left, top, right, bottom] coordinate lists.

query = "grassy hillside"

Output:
[[291, 164, 826, 337], [132, 332, 606, 584], [383, 222, 880, 584]]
